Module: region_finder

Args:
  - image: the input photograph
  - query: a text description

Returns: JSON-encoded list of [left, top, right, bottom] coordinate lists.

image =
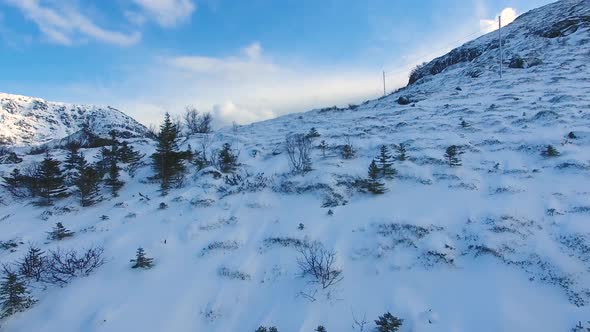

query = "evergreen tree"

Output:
[[318, 140, 328, 158], [315, 326, 327, 332], [375, 312, 403, 332], [151, 113, 186, 195], [217, 143, 238, 173], [395, 143, 407, 161], [2, 168, 26, 198], [101, 133, 125, 196], [306, 127, 320, 139], [255, 327, 278, 332], [18, 245, 47, 282], [0, 269, 35, 319], [118, 141, 144, 177], [376, 145, 397, 179], [48, 222, 75, 241], [342, 143, 355, 159], [541, 144, 560, 157], [63, 141, 83, 171], [130, 247, 154, 269], [73, 155, 102, 207], [35, 153, 68, 206], [191, 149, 207, 171], [367, 160, 386, 194], [444, 145, 463, 167]]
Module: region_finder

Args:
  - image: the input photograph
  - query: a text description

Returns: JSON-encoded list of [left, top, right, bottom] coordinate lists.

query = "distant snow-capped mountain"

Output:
[[0, 92, 148, 146]]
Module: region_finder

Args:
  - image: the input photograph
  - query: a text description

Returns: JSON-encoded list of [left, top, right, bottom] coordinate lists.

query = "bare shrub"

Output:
[[184, 106, 213, 134], [297, 241, 342, 289], [285, 133, 312, 173], [46, 246, 105, 285], [18, 245, 48, 282]]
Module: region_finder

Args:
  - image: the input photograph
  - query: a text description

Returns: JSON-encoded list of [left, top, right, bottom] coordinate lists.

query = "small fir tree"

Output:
[[35, 152, 68, 206], [367, 160, 386, 194], [306, 127, 320, 139], [2, 168, 26, 198], [318, 140, 328, 158], [315, 326, 327, 332], [376, 145, 397, 179], [102, 133, 125, 197], [130, 247, 154, 269], [375, 312, 403, 332], [118, 141, 144, 177], [151, 113, 186, 195], [73, 156, 102, 207], [341, 142, 355, 159], [395, 143, 407, 161], [444, 145, 463, 167], [217, 143, 238, 173], [48, 222, 75, 241], [541, 145, 560, 157], [0, 269, 36, 319], [63, 141, 83, 171], [567, 131, 577, 140], [255, 327, 278, 332]]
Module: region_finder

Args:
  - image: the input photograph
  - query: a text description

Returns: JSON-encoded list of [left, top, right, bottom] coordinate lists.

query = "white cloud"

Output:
[[75, 42, 384, 127], [480, 8, 519, 33], [132, 0, 196, 27], [5, 0, 140, 46]]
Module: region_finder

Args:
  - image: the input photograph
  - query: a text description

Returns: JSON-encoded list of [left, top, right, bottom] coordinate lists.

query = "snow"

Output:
[[1, 0, 590, 331], [0, 93, 147, 146]]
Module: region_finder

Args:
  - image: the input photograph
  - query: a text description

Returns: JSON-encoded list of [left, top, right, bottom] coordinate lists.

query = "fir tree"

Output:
[[318, 140, 328, 158], [255, 327, 278, 332], [0, 268, 35, 319], [2, 168, 26, 198], [315, 326, 327, 332], [376, 145, 397, 179], [367, 160, 386, 194], [306, 127, 321, 139], [342, 143, 355, 159], [63, 141, 83, 171], [396, 143, 407, 161], [217, 143, 238, 173], [191, 149, 207, 171], [35, 153, 68, 206], [568, 131, 577, 140], [541, 144, 560, 157], [18, 245, 47, 282], [375, 312, 403, 332], [130, 247, 154, 269], [73, 155, 102, 207], [444, 145, 463, 167], [151, 113, 186, 195], [118, 141, 144, 177], [48, 222, 75, 241], [102, 133, 125, 196]]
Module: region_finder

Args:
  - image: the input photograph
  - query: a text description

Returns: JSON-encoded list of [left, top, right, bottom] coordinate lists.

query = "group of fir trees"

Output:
[[366, 145, 398, 194], [251, 312, 402, 332], [2, 132, 144, 206]]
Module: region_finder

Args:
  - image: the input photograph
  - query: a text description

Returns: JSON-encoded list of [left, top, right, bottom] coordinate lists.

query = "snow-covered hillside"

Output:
[[1, 0, 590, 331], [0, 93, 148, 146]]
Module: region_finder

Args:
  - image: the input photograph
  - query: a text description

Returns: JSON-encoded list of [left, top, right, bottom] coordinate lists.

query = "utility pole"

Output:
[[499, 15, 503, 80], [382, 71, 386, 96]]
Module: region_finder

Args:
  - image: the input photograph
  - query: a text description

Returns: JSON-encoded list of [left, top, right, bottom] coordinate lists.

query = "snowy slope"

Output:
[[0, 93, 148, 146], [1, 0, 590, 331]]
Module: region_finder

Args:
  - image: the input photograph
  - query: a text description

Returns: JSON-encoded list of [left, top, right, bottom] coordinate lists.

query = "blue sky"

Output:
[[0, 0, 554, 126]]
